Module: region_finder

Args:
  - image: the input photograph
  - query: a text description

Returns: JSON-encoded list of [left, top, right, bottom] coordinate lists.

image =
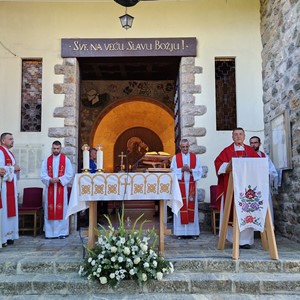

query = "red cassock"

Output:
[[214, 143, 259, 211]]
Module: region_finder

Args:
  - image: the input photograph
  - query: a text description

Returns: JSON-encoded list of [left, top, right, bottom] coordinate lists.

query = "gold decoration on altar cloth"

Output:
[[160, 183, 170, 193], [94, 184, 105, 194], [108, 184, 117, 194], [134, 183, 143, 194], [81, 185, 91, 195], [147, 183, 157, 193], [76, 173, 174, 198]]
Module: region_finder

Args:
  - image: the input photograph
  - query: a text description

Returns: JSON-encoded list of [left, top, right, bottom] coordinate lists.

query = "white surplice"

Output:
[[40, 154, 73, 238], [171, 152, 202, 237], [0, 147, 19, 244]]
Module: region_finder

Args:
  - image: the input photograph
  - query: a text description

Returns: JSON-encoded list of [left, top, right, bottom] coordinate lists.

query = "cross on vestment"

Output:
[[118, 151, 127, 167]]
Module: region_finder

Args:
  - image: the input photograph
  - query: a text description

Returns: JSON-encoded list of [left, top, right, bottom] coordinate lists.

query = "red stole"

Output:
[[47, 154, 66, 220], [214, 143, 259, 212], [0, 146, 16, 216], [176, 152, 196, 224], [259, 151, 266, 158]]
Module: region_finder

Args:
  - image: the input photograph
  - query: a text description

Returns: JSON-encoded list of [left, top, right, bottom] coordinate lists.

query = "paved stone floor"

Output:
[[2, 222, 300, 263], [1, 211, 300, 300], [1, 231, 300, 300], [0, 294, 300, 300], [0, 213, 300, 260]]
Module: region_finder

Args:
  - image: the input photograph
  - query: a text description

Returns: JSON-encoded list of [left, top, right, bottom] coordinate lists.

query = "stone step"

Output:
[[0, 295, 298, 300], [173, 258, 300, 274], [1, 257, 300, 276], [0, 272, 300, 296]]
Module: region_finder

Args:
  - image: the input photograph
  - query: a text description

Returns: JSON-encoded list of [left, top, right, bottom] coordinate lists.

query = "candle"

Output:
[[96, 144, 103, 170], [82, 144, 90, 170]]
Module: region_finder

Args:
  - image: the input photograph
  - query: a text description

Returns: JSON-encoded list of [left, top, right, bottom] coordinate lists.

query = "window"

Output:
[[215, 57, 237, 130], [21, 59, 42, 132]]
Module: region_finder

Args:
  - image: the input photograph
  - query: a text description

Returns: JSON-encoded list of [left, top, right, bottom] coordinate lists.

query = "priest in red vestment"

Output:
[[40, 140, 73, 239], [171, 139, 202, 239], [0, 132, 21, 247], [214, 128, 259, 249]]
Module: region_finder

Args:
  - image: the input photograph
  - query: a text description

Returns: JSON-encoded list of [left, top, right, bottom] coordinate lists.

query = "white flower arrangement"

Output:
[[79, 204, 174, 287]]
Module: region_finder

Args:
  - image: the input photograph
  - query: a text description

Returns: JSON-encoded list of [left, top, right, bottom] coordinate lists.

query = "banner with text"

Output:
[[61, 38, 197, 57]]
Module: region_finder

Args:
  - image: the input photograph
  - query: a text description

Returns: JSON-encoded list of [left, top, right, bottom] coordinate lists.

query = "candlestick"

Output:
[[81, 144, 90, 171], [96, 144, 104, 170]]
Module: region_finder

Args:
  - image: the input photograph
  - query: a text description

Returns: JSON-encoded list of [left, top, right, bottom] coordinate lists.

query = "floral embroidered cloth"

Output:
[[232, 158, 269, 232]]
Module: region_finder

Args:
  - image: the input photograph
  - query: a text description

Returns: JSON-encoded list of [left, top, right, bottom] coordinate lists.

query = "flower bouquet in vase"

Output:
[[79, 203, 174, 287]]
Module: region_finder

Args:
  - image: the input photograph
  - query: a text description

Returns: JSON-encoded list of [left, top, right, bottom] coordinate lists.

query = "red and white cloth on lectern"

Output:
[[232, 157, 269, 232]]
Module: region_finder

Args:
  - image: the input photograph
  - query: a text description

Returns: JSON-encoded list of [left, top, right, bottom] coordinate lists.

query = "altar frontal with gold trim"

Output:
[[66, 173, 183, 218]]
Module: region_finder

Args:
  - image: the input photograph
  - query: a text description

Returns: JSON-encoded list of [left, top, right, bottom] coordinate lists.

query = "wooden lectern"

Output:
[[217, 160, 279, 260]]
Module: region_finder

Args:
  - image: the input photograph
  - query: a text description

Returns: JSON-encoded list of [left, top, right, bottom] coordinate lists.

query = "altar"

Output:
[[66, 172, 183, 254]]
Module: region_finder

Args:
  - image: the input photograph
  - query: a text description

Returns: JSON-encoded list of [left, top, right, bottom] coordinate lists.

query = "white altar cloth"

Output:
[[66, 172, 183, 218]]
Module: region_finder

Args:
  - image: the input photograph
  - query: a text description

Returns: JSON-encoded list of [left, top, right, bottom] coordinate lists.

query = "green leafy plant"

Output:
[[79, 204, 174, 287]]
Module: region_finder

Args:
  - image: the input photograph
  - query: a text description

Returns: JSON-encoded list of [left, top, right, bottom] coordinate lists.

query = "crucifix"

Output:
[[118, 151, 127, 170]]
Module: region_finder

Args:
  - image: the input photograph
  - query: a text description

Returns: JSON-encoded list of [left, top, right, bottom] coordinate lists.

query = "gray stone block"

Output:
[[238, 260, 282, 273], [190, 273, 232, 293]]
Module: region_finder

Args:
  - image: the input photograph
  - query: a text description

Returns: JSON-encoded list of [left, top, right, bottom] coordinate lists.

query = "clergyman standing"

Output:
[[249, 136, 278, 222], [214, 127, 259, 249], [171, 139, 202, 239], [40, 141, 73, 239], [0, 132, 20, 247]]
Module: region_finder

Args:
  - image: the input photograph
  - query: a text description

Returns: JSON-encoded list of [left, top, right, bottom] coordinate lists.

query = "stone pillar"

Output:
[[179, 57, 208, 225], [51, 58, 80, 170], [179, 57, 206, 155]]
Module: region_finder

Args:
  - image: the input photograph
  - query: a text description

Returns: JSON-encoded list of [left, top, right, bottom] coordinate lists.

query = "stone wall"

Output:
[[260, 0, 300, 242], [52, 58, 80, 169]]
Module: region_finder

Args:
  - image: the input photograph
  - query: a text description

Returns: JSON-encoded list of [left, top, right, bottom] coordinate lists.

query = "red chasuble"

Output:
[[47, 154, 66, 220], [176, 152, 196, 224], [0, 146, 16, 216], [214, 143, 259, 211]]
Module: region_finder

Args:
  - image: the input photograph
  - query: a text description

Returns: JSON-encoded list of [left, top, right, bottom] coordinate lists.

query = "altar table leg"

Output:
[[159, 200, 165, 255], [88, 201, 97, 249]]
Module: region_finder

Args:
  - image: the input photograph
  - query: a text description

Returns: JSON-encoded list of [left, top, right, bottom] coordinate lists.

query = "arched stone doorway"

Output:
[[52, 57, 205, 172], [92, 99, 175, 172]]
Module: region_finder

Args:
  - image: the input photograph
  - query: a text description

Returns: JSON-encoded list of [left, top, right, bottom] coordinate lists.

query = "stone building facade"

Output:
[[4, 1, 293, 239], [260, 0, 300, 242], [50, 2, 300, 240]]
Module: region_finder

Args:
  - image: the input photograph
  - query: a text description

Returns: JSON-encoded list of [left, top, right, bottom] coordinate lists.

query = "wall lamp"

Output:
[[119, 8, 134, 30]]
